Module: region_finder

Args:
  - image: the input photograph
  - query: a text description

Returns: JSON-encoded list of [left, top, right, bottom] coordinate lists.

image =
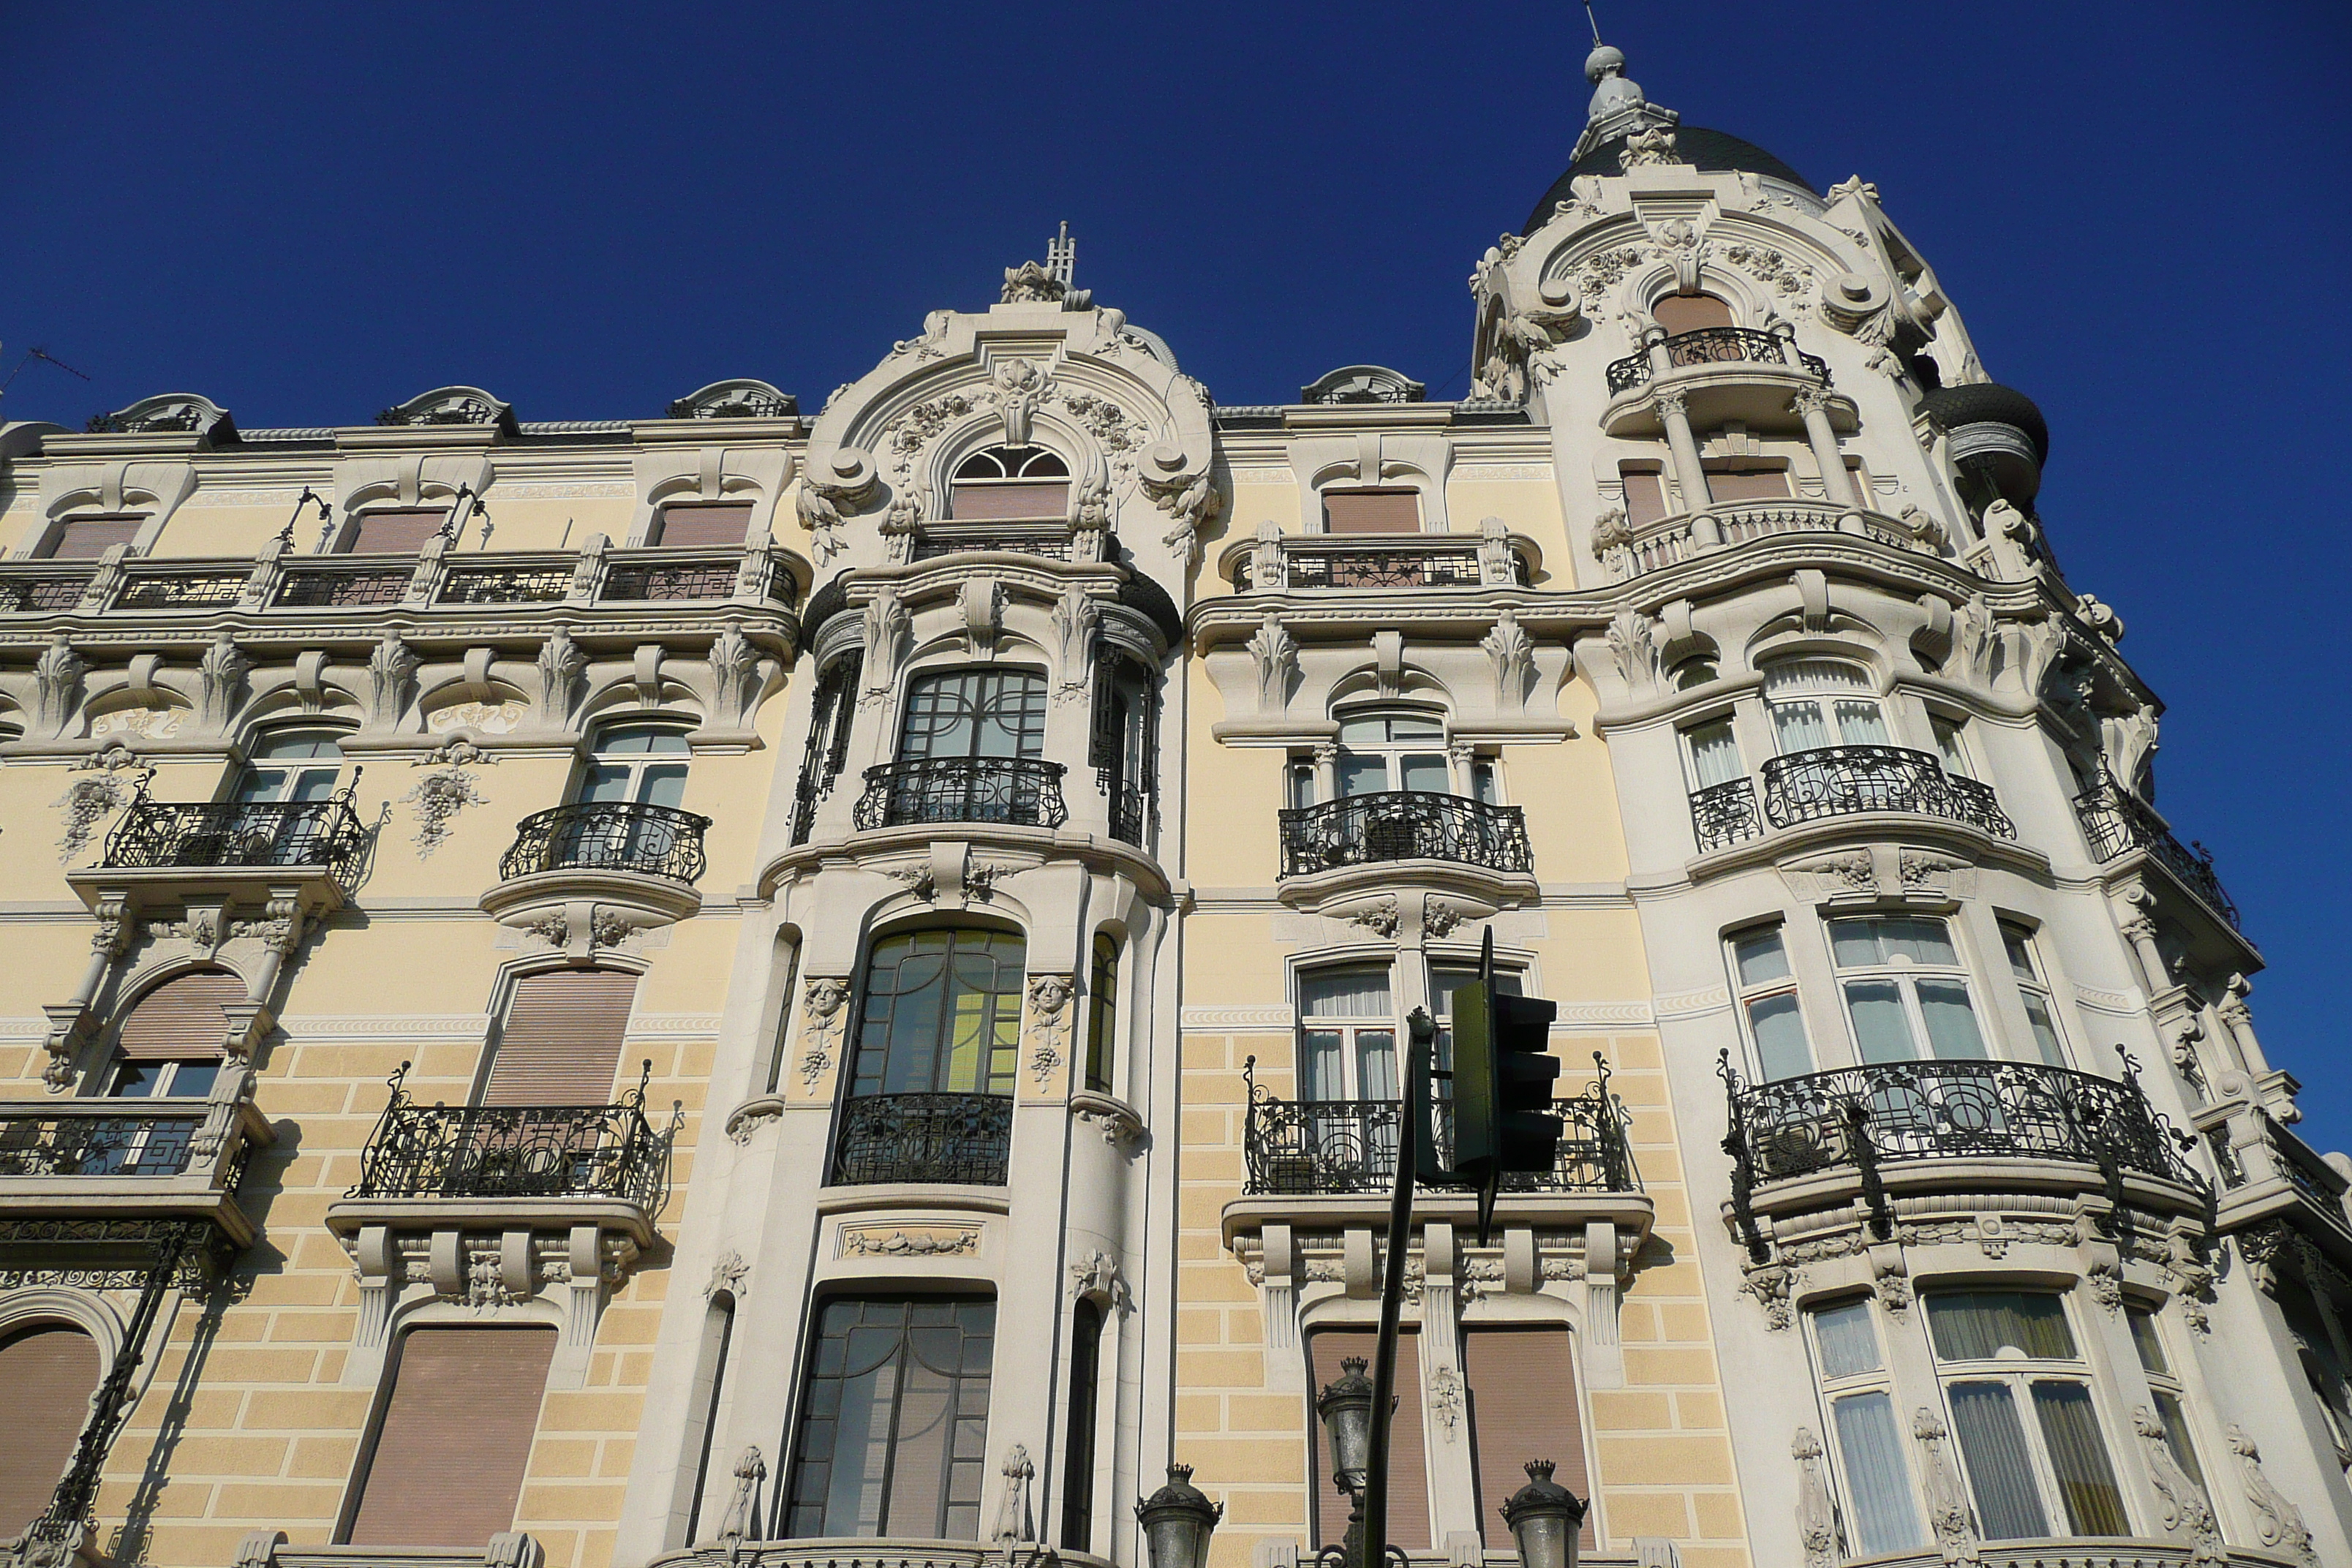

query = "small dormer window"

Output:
[[949, 448, 1069, 521]]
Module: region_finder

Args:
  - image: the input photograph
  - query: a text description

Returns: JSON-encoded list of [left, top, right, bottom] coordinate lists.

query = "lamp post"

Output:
[[1137, 1463, 1223, 1568], [1313, 1357, 1377, 1568], [1501, 1460, 1588, 1568]]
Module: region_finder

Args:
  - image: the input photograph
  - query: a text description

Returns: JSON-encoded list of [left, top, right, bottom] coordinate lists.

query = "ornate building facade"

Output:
[[0, 42, 2344, 1568]]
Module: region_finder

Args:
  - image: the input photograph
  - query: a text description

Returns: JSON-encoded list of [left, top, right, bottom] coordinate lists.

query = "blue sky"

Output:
[[7, 3, 2348, 1136]]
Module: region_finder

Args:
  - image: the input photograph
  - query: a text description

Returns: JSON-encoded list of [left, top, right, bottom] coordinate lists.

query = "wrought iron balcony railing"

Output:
[[2073, 774, 2239, 929], [499, 800, 710, 885], [346, 1062, 676, 1212], [852, 756, 1070, 832], [1605, 326, 1832, 396], [1277, 791, 1532, 880], [830, 1092, 1014, 1186], [101, 785, 371, 890], [911, 523, 1074, 561], [1241, 1062, 1638, 1197], [0, 1104, 203, 1178], [1107, 780, 1150, 848], [1689, 746, 2015, 851], [1721, 1054, 2199, 1196]]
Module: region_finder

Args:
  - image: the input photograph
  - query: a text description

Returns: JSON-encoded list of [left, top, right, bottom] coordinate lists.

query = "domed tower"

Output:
[[1468, 37, 2351, 1567]]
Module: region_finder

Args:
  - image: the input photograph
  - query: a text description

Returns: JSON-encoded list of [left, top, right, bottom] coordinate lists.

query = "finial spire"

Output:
[[1570, 28, 1678, 162], [1047, 221, 1076, 287]]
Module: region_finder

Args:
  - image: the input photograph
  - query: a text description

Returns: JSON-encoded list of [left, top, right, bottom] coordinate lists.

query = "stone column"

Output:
[[1654, 387, 1709, 519], [1791, 385, 1857, 507]]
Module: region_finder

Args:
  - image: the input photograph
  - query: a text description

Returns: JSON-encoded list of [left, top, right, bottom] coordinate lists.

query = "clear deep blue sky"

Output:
[[7, 4, 2348, 1136]]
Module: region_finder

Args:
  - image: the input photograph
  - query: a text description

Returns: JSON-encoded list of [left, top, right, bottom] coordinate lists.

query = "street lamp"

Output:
[[1314, 1356, 1376, 1495], [1501, 1460, 1588, 1568], [1137, 1463, 1223, 1568]]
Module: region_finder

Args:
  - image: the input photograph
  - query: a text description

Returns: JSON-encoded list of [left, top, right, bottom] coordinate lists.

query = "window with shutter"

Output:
[[1618, 466, 1670, 527], [346, 1327, 555, 1548], [1652, 293, 1736, 333], [1309, 1329, 1428, 1550], [1322, 489, 1420, 535], [1705, 463, 1793, 503], [655, 501, 755, 548], [949, 448, 1069, 521], [1464, 1326, 1594, 1548], [480, 969, 638, 1106], [39, 515, 145, 559], [115, 970, 243, 1061], [0, 1324, 101, 1537], [343, 508, 448, 554]]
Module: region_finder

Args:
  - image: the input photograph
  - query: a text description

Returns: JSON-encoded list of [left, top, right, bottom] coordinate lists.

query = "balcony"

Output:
[[338, 1063, 674, 1225], [0, 1093, 274, 1245], [102, 790, 370, 884], [911, 520, 1076, 561], [2073, 774, 2239, 930], [499, 800, 709, 885], [0, 541, 802, 620], [1243, 1085, 1638, 1198], [1592, 497, 1939, 582], [1278, 791, 1531, 879], [2209, 1106, 2352, 1269], [1605, 325, 1830, 396], [1219, 524, 1537, 594], [852, 756, 1069, 832], [1690, 747, 2015, 853], [1724, 1058, 2201, 1196], [830, 1092, 1014, 1186]]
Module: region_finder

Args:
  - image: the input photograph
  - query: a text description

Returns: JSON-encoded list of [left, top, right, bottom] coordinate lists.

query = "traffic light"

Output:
[[1447, 930, 1560, 1242]]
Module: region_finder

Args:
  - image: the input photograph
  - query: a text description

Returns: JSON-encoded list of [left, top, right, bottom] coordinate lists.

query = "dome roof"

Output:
[[1921, 382, 2049, 464], [1523, 127, 1815, 235]]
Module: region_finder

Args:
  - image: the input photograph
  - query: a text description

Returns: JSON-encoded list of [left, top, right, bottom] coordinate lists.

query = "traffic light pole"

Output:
[[1361, 1008, 1434, 1568]]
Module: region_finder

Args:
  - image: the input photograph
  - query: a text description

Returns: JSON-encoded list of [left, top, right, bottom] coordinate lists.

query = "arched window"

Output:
[[1084, 932, 1119, 1094], [0, 1323, 102, 1536], [238, 728, 349, 803], [1761, 661, 1888, 755], [847, 930, 1026, 1099], [1652, 292, 1735, 334], [949, 447, 1069, 521], [107, 970, 241, 1125]]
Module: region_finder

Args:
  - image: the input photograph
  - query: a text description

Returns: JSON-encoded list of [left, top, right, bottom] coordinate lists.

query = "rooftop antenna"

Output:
[[1046, 221, 1076, 287], [1583, 0, 1602, 44], [0, 344, 94, 406]]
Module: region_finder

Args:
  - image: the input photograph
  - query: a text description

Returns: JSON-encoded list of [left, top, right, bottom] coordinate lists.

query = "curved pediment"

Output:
[[666, 379, 798, 421], [85, 393, 236, 445], [1299, 365, 1424, 405], [375, 385, 517, 433]]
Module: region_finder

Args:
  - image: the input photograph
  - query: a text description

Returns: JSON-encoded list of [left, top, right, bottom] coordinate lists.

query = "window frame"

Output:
[[333, 505, 453, 556], [235, 726, 352, 804], [1996, 919, 2069, 1068], [897, 667, 1049, 763], [1726, 923, 1814, 1082], [1678, 711, 1747, 793], [34, 512, 149, 560], [1331, 706, 1451, 798], [574, 721, 694, 808], [1319, 486, 1424, 536], [1084, 932, 1119, 1096], [1825, 914, 1992, 1065], [948, 445, 1071, 522], [1295, 961, 1402, 1103], [1924, 1288, 2133, 1541], [2125, 1302, 2213, 1504], [1803, 1296, 1928, 1556], [1761, 660, 1891, 756], [845, 927, 1028, 1100]]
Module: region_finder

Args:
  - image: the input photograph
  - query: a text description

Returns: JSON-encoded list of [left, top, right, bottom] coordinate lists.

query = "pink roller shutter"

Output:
[[347, 1327, 555, 1547], [42, 516, 144, 559], [1322, 490, 1421, 535], [480, 968, 638, 1106], [1465, 1327, 1594, 1548], [116, 970, 244, 1060], [1619, 467, 1670, 526], [1653, 293, 1735, 333], [657, 501, 755, 547], [0, 1326, 101, 1537], [1309, 1329, 1428, 1550], [950, 481, 1069, 521], [346, 509, 448, 554]]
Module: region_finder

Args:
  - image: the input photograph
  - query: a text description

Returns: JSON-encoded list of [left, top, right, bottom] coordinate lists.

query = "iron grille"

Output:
[[1242, 1075, 1637, 1196], [852, 757, 1070, 832], [440, 564, 573, 604], [0, 573, 95, 612], [1757, 746, 2016, 837], [1605, 326, 1833, 395], [830, 1092, 1014, 1186], [102, 789, 370, 891], [2072, 774, 2238, 928], [1725, 1058, 2198, 1188], [1286, 549, 1487, 589], [347, 1063, 675, 1210], [499, 800, 710, 884], [912, 527, 1074, 561], [0, 1109, 201, 1178], [1689, 778, 1763, 851], [1107, 781, 1149, 847], [274, 565, 410, 608], [1276, 791, 1532, 879], [601, 559, 736, 600], [113, 572, 247, 609]]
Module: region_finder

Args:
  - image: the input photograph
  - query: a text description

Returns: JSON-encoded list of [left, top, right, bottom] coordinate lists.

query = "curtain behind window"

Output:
[[786, 1297, 995, 1539], [1831, 1392, 1923, 1554], [1946, 1382, 2049, 1540]]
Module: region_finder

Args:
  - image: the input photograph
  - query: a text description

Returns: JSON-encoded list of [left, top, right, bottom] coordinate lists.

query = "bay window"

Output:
[[1763, 661, 1889, 753], [1828, 916, 1989, 1063]]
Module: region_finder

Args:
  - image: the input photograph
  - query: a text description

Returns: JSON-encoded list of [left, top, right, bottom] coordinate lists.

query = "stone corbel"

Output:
[[44, 893, 140, 1089], [1259, 1222, 1302, 1392], [354, 1224, 401, 1359], [1502, 1226, 1538, 1294], [1373, 630, 1404, 698], [1583, 1220, 1626, 1389], [960, 578, 1003, 658], [1343, 1226, 1377, 1297], [555, 1223, 605, 1389]]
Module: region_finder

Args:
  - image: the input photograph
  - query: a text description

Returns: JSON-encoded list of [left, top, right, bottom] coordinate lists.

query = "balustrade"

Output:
[[1689, 747, 2014, 850], [1605, 325, 1831, 396], [102, 788, 371, 891], [852, 757, 1069, 832], [1242, 1076, 1637, 1196], [830, 1092, 1014, 1186], [346, 1063, 674, 1211], [1277, 791, 1531, 879]]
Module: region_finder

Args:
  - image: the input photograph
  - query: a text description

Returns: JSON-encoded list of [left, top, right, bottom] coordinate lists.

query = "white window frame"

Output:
[[1825, 914, 1991, 1064], [2125, 1303, 2215, 1504], [575, 721, 693, 807], [236, 727, 351, 804], [1925, 1289, 2133, 1542], [1927, 710, 1975, 778], [1763, 660, 1891, 755], [1726, 924, 1814, 1081], [1295, 961, 1403, 1103], [1804, 1297, 1927, 1557], [1996, 919, 2069, 1068], [1332, 707, 1451, 798], [1678, 711, 1747, 792]]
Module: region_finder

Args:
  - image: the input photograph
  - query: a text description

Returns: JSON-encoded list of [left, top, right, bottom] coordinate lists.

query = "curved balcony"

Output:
[[830, 1092, 1014, 1187], [1689, 747, 2013, 853], [1605, 325, 1831, 396], [1223, 531, 1537, 592], [1593, 497, 1939, 582], [2073, 774, 2239, 930], [852, 756, 1069, 832], [1278, 791, 1531, 879], [1727, 1058, 2195, 1186], [498, 800, 709, 885]]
